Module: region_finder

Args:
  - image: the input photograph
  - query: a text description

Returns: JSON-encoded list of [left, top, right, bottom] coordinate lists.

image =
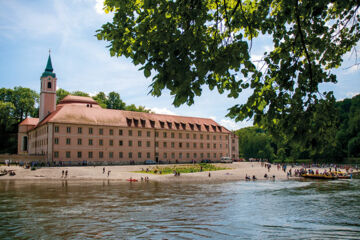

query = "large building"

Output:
[[18, 55, 239, 165]]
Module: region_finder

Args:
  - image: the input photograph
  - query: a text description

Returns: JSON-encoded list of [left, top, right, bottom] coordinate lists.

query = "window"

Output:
[[207, 135, 210, 140], [78, 138, 82, 145], [147, 152, 151, 158], [163, 142, 167, 147], [109, 152, 113, 158], [179, 153, 182, 159], [54, 151, 59, 158], [200, 134, 203, 139], [110, 129, 113, 135], [89, 139, 93, 145], [213, 143, 216, 149], [207, 153, 210, 158], [89, 128, 93, 134], [147, 131, 150, 137], [138, 152, 142, 158], [179, 133, 182, 139], [129, 140, 132, 147], [138, 130, 142, 137], [128, 130, 132, 136], [163, 153, 167, 159], [78, 127, 82, 134], [193, 143, 197, 148], [186, 143, 190, 148], [214, 153, 217, 158], [119, 140, 123, 146], [119, 129, 123, 135], [55, 126, 59, 133], [54, 138, 59, 144], [99, 139, 103, 146], [66, 127, 71, 133], [119, 152, 123, 158], [48, 82, 52, 88], [171, 132, 175, 138], [186, 153, 190, 158], [99, 128, 103, 135], [207, 143, 210, 149], [186, 133, 189, 139], [220, 135, 222, 140], [200, 153, 204, 158], [200, 143, 203, 148], [155, 141, 159, 147], [109, 139, 113, 146], [232, 139, 235, 144], [213, 135, 216, 140], [220, 143, 222, 148], [155, 132, 159, 137], [77, 151, 82, 158], [128, 152, 132, 158], [171, 152, 175, 158], [193, 134, 196, 139], [163, 132, 167, 138], [147, 141, 150, 147], [179, 142, 182, 148], [66, 151, 71, 158], [232, 146, 235, 151], [66, 138, 71, 145], [88, 152, 93, 158], [194, 153, 197, 158], [99, 151, 103, 158], [171, 142, 175, 148], [138, 141, 142, 147]]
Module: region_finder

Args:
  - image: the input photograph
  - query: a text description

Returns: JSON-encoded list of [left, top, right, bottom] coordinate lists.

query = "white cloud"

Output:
[[94, 0, 105, 14], [150, 107, 176, 115], [219, 119, 253, 131], [344, 64, 360, 74], [209, 116, 216, 120], [346, 92, 360, 98]]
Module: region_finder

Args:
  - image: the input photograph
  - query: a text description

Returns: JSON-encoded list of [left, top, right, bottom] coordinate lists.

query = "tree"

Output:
[[56, 88, 70, 104], [93, 91, 107, 108], [97, 0, 360, 154], [125, 104, 151, 113], [107, 91, 126, 109], [72, 90, 90, 97]]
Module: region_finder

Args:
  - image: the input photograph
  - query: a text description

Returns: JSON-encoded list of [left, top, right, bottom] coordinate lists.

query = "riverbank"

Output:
[[0, 162, 357, 183]]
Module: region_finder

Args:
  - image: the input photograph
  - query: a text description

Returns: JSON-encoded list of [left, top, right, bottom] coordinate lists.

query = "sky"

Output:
[[0, 0, 359, 130]]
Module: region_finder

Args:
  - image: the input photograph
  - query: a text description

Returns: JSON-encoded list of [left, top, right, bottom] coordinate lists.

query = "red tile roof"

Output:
[[19, 118, 39, 126], [37, 104, 230, 133], [59, 95, 98, 105]]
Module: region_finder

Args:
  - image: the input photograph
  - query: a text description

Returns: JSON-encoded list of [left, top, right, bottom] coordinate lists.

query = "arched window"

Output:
[[48, 82, 52, 88]]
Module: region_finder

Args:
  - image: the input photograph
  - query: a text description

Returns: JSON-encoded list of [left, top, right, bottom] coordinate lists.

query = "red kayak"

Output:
[[127, 179, 138, 182]]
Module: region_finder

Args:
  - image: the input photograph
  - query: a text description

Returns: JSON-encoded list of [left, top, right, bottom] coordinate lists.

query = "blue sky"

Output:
[[0, 0, 359, 130]]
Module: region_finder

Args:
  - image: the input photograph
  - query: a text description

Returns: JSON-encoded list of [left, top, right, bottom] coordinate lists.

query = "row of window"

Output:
[[54, 126, 229, 140], [55, 138, 228, 149], [54, 151, 223, 159]]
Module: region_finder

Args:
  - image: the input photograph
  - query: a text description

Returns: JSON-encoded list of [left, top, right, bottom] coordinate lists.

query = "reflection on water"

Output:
[[1, 179, 360, 239]]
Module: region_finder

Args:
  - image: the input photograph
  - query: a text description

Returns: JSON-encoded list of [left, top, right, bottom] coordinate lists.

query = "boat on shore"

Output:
[[301, 173, 338, 180]]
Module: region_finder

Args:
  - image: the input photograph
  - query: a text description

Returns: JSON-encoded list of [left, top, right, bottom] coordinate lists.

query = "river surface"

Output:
[[1, 179, 360, 239]]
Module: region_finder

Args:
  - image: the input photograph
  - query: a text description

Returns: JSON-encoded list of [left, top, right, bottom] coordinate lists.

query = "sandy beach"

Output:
[[0, 162, 357, 183]]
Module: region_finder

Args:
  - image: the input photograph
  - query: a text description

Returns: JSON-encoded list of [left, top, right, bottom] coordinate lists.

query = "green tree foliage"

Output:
[[56, 88, 70, 104], [0, 87, 39, 153], [235, 127, 274, 161], [107, 91, 126, 109], [97, 0, 360, 154]]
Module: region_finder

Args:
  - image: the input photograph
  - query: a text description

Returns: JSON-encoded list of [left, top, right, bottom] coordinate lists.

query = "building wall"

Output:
[[48, 123, 234, 164]]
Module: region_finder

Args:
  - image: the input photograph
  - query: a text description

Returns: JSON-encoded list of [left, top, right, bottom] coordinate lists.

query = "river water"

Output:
[[1, 179, 359, 239]]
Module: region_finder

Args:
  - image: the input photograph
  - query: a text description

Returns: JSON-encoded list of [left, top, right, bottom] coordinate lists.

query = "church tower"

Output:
[[39, 53, 57, 121]]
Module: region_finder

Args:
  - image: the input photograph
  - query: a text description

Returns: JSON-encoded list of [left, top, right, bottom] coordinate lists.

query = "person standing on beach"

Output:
[[208, 172, 211, 177], [65, 170, 68, 178], [103, 167, 105, 174], [108, 170, 111, 177], [62, 170, 64, 178]]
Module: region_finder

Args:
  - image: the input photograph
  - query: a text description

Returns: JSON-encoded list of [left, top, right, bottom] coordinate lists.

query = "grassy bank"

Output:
[[136, 163, 229, 175]]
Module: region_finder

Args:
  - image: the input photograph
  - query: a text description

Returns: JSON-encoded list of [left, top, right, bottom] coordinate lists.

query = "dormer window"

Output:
[[189, 123, 194, 130], [159, 121, 165, 128], [47, 82, 52, 88]]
